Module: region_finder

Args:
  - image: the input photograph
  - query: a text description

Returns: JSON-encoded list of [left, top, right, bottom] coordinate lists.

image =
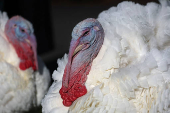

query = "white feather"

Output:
[[42, 54, 68, 113]]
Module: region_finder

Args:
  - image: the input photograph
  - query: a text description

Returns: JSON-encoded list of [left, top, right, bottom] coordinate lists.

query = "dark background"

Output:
[[0, 0, 159, 112]]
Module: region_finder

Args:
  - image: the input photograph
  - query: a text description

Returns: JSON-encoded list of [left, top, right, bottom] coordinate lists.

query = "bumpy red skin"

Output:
[[13, 42, 37, 71], [60, 63, 90, 106]]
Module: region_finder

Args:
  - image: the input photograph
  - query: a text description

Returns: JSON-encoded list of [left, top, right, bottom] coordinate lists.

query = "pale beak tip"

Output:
[[25, 39, 31, 44]]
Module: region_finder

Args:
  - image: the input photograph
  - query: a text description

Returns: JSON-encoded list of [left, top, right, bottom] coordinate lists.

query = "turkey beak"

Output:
[[25, 39, 31, 45], [72, 44, 84, 57]]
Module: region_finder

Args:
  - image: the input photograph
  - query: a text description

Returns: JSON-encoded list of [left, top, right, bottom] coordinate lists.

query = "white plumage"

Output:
[[42, 1, 170, 113], [0, 12, 51, 113]]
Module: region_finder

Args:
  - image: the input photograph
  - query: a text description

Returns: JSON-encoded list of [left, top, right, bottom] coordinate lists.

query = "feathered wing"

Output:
[[69, 49, 170, 113], [0, 12, 8, 32], [85, 1, 159, 91], [0, 12, 20, 67], [0, 61, 36, 113], [42, 54, 69, 113]]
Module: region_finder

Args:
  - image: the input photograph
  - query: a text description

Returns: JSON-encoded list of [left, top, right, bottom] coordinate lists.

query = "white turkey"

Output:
[[0, 12, 51, 113], [42, 0, 170, 113]]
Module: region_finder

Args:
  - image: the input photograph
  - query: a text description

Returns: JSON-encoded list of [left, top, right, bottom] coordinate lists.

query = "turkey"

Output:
[[42, 0, 170, 113], [0, 12, 51, 113]]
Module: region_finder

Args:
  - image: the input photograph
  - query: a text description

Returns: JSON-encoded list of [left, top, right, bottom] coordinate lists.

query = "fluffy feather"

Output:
[[42, 1, 170, 113], [0, 12, 51, 113]]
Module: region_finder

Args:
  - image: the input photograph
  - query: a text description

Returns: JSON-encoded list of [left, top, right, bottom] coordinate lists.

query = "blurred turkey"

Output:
[[0, 12, 51, 113], [42, 0, 170, 113]]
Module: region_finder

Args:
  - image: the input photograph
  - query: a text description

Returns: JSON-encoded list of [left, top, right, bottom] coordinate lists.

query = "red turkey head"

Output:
[[5, 16, 38, 71], [60, 18, 104, 106]]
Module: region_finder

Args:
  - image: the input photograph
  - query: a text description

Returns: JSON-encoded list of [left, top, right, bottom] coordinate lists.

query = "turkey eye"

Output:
[[21, 29, 25, 33], [83, 31, 89, 37], [14, 24, 17, 27]]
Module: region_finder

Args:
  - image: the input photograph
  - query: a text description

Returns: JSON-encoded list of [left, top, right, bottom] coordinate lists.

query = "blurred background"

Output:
[[0, 0, 158, 112]]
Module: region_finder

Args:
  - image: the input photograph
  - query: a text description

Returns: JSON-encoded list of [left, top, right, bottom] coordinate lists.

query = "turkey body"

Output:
[[42, 1, 170, 113], [0, 12, 51, 113]]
